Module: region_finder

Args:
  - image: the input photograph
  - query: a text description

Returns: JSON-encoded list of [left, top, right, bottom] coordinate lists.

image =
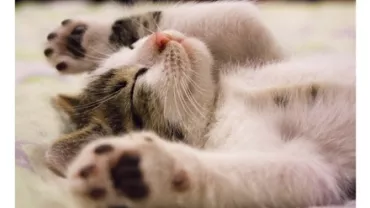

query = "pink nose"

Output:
[[155, 32, 171, 51], [155, 32, 184, 52]]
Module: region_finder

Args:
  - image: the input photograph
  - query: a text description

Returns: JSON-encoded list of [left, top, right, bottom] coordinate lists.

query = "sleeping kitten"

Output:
[[45, 1, 284, 175], [61, 30, 354, 208]]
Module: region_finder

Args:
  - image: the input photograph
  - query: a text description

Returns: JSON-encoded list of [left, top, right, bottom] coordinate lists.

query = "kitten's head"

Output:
[[49, 31, 216, 176], [58, 30, 216, 144]]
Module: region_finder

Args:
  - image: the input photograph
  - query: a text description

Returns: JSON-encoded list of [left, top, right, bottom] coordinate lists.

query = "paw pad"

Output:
[[61, 19, 71, 26], [56, 62, 68, 71], [111, 153, 150, 199], [47, 33, 57, 41], [44, 20, 94, 74], [88, 187, 107, 200], [66, 25, 87, 58], [44, 48, 53, 57]]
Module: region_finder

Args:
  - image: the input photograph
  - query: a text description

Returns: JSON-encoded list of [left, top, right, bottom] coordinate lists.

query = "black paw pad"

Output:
[[88, 187, 107, 200], [110, 153, 149, 199], [56, 62, 68, 71], [44, 48, 53, 57], [61, 19, 71, 26], [66, 25, 87, 58], [71, 25, 87, 35], [47, 33, 57, 41], [94, 144, 114, 155]]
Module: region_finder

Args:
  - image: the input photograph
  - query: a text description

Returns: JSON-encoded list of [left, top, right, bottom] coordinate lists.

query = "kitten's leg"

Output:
[[43, 11, 161, 74], [66, 131, 201, 207], [66, 132, 351, 208]]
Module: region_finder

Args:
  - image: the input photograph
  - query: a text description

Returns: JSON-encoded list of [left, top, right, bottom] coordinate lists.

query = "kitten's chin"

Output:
[[154, 39, 215, 129], [180, 37, 214, 72]]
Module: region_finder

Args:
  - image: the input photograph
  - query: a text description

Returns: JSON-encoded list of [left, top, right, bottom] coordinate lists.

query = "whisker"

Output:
[[180, 77, 207, 120], [178, 78, 206, 126], [180, 71, 207, 118], [88, 90, 122, 112], [180, 69, 208, 94], [173, 76, 183, 120], [162, 78, 170, 119], [152, 16, 162, 32], [72, 90, 121, 111], [130, 16, 156, 35], [178, 78, 197, 119]]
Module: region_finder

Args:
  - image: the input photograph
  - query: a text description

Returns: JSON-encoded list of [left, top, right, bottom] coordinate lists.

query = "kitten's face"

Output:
[[89, 30, 216, 140]]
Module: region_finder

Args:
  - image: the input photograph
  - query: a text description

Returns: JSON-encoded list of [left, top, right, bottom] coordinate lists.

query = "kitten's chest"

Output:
[[205, 95, 281, 151]]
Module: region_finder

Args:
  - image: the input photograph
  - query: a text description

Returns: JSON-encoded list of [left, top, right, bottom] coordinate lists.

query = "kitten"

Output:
[[45, 1, 284, 175], [62, 30, 354, 208], [43, 2, 355, 207]]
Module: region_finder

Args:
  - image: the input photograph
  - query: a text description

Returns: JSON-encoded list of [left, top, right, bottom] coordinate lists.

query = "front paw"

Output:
[[67, 132, 194, 207], [44, 19, 114, 74]]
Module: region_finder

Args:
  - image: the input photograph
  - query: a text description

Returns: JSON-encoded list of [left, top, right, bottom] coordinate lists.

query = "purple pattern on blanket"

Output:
[[336, 27, 355, 38], [15, 140, 36, 171]]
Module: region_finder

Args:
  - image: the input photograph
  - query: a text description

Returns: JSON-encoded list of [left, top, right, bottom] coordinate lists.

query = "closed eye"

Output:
[[134, 67, 149, 79], [111, 81, 127, 94], [129, 67, 149, 129], [128, 44, 134, 50]]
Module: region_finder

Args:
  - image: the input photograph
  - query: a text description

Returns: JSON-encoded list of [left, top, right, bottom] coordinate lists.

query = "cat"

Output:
[[62, 30, 355, 208], [44, 0, 284, 175], [43, 2, 355, 207]]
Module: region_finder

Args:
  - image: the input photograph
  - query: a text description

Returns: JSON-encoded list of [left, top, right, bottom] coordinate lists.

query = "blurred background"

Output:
[[15, 0, 355, 208]]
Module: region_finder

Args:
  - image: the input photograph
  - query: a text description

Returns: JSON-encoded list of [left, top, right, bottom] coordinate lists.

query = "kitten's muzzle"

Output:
[[154, 32, 184, 52]]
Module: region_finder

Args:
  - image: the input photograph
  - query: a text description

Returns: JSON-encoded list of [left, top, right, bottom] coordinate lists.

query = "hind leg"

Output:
[[43, 11, 162, 74]]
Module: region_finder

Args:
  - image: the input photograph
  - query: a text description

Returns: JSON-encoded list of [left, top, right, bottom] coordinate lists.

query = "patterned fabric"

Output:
[[15, 2, 355, 208]]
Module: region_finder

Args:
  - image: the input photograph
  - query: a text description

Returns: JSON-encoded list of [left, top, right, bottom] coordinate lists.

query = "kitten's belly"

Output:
[[205, 57, 355, 167], [205, 101, 284, 151], [206, 88, 355, 166]]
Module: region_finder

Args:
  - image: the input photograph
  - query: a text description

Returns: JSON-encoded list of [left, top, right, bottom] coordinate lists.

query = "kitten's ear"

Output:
[[45, 123, 98, 177], [45, 120, 110, 177], [52, 94, 81, 118]]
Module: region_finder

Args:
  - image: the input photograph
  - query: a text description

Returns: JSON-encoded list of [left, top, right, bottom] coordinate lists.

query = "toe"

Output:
[[47, 32, 57, 41]]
